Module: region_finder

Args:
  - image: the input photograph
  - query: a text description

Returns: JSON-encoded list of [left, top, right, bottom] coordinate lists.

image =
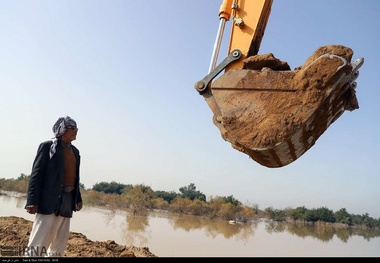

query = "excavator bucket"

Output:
[[196, 45, 363, 167]]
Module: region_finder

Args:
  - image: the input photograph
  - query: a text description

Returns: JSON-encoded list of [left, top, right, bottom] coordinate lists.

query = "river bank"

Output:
[[0, 216, 157, 257]]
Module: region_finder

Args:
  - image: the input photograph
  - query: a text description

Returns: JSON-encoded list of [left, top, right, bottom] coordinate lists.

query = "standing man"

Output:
[[24, 116, 83, 257]]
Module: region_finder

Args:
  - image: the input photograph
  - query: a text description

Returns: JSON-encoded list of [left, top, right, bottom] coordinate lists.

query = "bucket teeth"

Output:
[[351, 57, 364, 72]]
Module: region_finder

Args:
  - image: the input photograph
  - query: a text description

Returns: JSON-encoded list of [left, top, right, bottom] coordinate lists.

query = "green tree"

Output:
[[17, 173, 29, 181], [92, 181, 129, 195], [289, 206, 308, 221], [179, 183, 206, 201], [221, 195, 241, 206], [265, 207, 287, 221], [154, 190, 179, 203], [315, 207, 336, 223], [335, 208, 352, 225]]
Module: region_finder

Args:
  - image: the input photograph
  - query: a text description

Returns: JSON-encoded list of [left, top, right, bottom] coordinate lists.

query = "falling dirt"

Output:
[[0, 216, 157, 258]]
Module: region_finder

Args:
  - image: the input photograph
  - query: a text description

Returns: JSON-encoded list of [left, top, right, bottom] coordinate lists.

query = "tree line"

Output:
[[1, 174, 379, 229]]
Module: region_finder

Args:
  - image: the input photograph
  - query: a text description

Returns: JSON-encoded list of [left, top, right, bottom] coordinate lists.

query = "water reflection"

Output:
[[103, 210, 258, 246], [165, 213, 256, 243], [103, 210, 151, 246], [102, 207, 380, 247], [123, 213, 151, 245], [265, 221, 380, 243]]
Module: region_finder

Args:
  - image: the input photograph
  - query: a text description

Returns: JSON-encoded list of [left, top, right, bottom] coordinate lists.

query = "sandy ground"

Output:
[[0, 216, 157, 257]]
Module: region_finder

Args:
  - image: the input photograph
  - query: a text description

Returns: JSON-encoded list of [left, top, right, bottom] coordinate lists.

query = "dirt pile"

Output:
[[0, 216, 157, 257], [210, 45, 359, 167]]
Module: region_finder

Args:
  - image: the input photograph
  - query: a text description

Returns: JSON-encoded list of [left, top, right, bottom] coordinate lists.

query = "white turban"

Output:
[[49, 116, 77, 159]]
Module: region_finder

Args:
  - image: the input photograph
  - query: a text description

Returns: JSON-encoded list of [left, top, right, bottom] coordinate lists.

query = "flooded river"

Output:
[[1, 194, 379, 257]]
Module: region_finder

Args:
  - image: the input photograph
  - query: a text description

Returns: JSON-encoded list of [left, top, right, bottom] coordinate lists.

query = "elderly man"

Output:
[[24, 116, 83, 257]]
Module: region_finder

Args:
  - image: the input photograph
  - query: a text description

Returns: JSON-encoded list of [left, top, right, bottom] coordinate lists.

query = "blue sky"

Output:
[[1, 0, 379, 218]]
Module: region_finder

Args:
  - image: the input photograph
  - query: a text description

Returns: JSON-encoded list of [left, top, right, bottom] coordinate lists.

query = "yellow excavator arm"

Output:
[[225, 0, 273, 69], [195, 0, 364, 168], [207, 0, 272, 73]]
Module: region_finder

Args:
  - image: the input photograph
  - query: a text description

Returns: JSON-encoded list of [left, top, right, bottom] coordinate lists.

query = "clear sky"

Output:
[[1, 0, 379, 218]]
